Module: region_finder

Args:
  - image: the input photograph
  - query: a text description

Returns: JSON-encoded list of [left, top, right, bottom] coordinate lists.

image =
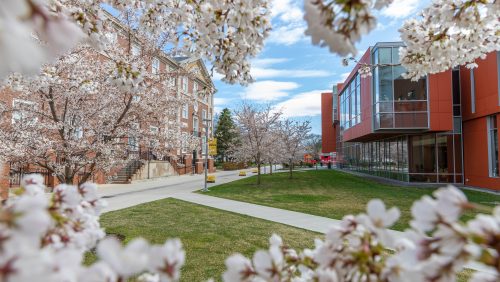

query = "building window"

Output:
[[471, 69, 476, 113], [488, 115, 499, 177], [128, 136, 138, 151], [12, 99, 36, 124], [131, 44, 140, 56], [132, 95, 141, 102], [339, 73, 361, 129], [149, 126, 159, 147], [192, 116, 199, 135], [182, 104, 188, 119], [371, 45, 428, 130], [193, 81, 198, 93], [182, 77, 188, 92], [202, 109, 207, 125], [152, 57, 160, 74], [105, 32, 117, 44]]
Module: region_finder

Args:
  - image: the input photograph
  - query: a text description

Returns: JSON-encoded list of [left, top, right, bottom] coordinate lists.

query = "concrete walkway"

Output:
[[100, 165, 281, 213], [99, 167, 489, 273], [172, 192, 342, 234]]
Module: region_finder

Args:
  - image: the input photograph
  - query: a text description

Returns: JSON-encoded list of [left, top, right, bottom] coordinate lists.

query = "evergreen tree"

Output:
[[214, 108, 238, 162]]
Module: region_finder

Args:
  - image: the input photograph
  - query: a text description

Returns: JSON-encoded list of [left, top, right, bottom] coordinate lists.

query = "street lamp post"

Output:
[[202, 118, 211, 192]]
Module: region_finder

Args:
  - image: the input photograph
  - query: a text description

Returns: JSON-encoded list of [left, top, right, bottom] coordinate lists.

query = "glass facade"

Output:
[[372, 45, 428, 129], [339, 133, 463, 183], [488, 115, 499, 177], [340, 74, 361, 130], [340, 136, 409, 181], [337, 43, 463, 184]]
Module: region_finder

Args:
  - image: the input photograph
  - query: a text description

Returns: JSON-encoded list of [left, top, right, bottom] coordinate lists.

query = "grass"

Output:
[[202, 170, 500, 231], [86, 198, 319, 281]]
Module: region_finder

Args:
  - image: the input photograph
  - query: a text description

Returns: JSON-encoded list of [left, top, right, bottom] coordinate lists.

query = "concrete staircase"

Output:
[[111, 160, 143, 184]]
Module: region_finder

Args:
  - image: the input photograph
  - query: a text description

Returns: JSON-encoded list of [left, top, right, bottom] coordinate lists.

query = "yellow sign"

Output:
[[208, 138, 217, 156], [207, 175, 216, 183]]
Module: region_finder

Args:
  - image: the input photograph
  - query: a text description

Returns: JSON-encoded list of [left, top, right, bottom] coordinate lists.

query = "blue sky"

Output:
[[212, 0, 430, 134]]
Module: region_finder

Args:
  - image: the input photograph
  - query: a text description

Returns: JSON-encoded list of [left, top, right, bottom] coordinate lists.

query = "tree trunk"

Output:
[[65, 166, 73, 184], [289, 159, 293, 179], [269, 162, 273, 175], [257, 162, 261, 185]]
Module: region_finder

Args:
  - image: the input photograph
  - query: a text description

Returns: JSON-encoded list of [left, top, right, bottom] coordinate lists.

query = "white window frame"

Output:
[[12, 99, 36, 124], [202, 109, 207, 125], [132, 95, 141, 102], [182, 77, 188, 92], [71, 116, 83, 139], [152, 57, 160, 74], [193, 81, 198, 93], [149, 126, 159, 147], [74, 127, 83, 139], [169, 76, 176, 87], [182, 104, 188, 119], [131, 44, 141, 56], [192, 116, 199, 135], [128, 122, 140, 151], [105, 32, 117, 44]]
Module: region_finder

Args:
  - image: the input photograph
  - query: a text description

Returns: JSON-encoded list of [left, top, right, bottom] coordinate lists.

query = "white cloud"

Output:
[[271, 0, 302, 21], [252, 58, 290, 67], [241, 80, 299, 102], [214, 97, 232, 106], [213, 106, 223, 115], [267, 24, 306, 46], [381, 0, 420, 18], [267, 0, 306, 46], [275, 89, 330, 118], [251, 67, 331, 79], [211, 72, 224, 81]]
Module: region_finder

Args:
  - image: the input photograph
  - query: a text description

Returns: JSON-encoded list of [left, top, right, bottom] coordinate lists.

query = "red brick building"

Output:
[[321, 91, 336, 154], [322, 42, 500, 191], [0, 13, 216, 196]]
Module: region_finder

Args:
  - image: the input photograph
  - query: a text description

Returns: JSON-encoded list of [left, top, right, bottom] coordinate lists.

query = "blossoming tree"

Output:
[[231, 104, 281, 185], [305, 0, 500, 80], [0, 43, 191, 185], [277, 119, 312, 179], [0, 0, 272, 85]]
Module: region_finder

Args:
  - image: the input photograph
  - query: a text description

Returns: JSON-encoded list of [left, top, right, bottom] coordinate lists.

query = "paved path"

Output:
[[100, 165, 281, 213], [99, 167, 489, 273]]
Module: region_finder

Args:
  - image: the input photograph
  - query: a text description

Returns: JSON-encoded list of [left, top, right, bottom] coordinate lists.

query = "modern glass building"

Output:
[[329, 42, 486, 185]]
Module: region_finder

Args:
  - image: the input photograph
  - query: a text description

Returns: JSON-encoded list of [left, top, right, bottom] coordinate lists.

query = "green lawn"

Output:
[[87, 198, 318, 281], [203, 170, 500, 231]]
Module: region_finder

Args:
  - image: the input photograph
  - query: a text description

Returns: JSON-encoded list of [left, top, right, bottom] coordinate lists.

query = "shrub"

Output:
[[222, 162, 247, 171]]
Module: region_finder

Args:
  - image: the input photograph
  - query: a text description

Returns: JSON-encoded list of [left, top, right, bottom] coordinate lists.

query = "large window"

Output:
[[202, 109, 207, 125], [182, 104, 188, 119], [340, 133, 463, 183], [131, 44, 141, 56], [470, 69, 476, 113], [372, 45, 428, 129], [192, 116, 199, 135], [152, 57, 160, 74], [488, 116, 499, 177], [12, 99, 36, 124], [182, 77, 188, 92], [339, 73, 361, 130]]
